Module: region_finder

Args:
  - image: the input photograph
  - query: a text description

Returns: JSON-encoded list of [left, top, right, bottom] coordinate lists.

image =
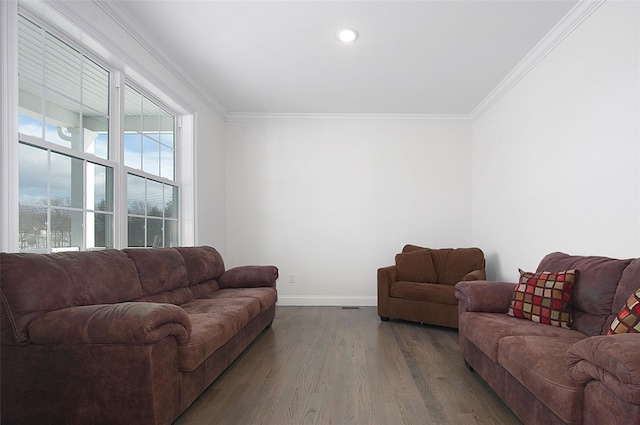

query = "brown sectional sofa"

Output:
[[378, 244, 485, 328], [455, 252, 640, 425], [0, 246, 278, 425]]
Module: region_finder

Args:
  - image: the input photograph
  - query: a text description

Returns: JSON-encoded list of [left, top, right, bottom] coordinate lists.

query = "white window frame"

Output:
[[0, 0, 196, 252]]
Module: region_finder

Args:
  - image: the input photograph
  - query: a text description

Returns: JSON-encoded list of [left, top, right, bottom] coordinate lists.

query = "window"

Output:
[[127, 175, 179, 248], [18, 143, 114, 252], [18, 16, 110, 159], [15, 14, 181, 252], [125, 85, 179, 248]]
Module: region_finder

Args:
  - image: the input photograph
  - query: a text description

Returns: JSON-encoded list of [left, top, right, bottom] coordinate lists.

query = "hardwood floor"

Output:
[[174, 306, 522, 425]]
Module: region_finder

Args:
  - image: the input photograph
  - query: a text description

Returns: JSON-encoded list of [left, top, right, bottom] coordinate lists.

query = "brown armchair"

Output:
[[377, 244, 485, 328]]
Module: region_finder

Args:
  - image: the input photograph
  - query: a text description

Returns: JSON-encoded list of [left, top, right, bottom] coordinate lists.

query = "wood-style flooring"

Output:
[[174, 306, 522, 425]]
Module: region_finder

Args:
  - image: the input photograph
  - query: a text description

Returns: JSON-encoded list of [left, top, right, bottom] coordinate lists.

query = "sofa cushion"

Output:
[[608, 288, 640, 334], [507, 269, 575, 329], [390, 281, 457, 305], [537, 252, 632, 336], [125, 248, 189, 296], [207, 287, 278, 314], [178, 297, 261, 371], [174, 246, 225, 285], [395, 250, 438, 283], [499, 335, 585, 424], [0, 250, 142, 345], [459, 311, 585, 363]]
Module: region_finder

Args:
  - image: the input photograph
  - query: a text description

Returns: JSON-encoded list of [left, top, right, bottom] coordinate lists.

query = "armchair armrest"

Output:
[[566, 334, 640, 404], [460, 268, 486, 281], [219, 265, 279, 288], [455, 280, 516, 314], [27, 302, 191, 345], [377, 265, 398, 317]]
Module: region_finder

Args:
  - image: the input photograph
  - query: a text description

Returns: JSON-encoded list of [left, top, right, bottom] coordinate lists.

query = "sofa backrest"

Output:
[[403, 245, 485, 285], [0, 250, 143, 345], [0, 246, 227, 345], [536, 252, 634, 336]]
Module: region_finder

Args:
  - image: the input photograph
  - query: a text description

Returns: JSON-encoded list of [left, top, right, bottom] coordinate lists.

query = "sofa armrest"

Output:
[[219, 265, 279, 288], [455, 280, 516, 313], [27, 302, 191, 345], [566, 334, 640, 404], [460, 268, 486, 281]]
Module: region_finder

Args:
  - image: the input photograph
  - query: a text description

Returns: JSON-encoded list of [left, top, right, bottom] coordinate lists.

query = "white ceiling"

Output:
[[118, 0, 579, 116]]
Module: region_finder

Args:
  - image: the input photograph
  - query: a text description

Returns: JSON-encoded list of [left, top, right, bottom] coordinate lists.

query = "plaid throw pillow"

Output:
[[608, 288, 640, 334], [507, 269, 576, 329]]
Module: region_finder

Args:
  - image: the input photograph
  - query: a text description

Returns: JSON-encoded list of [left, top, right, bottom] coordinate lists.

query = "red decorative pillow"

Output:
[[507, 269, 576, 329], [607, 288, 640, 335], [395, 249, 438, 283]]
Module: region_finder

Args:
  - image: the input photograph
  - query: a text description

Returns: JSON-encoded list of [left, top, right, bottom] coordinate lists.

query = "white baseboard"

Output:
[[277, 296, 377, 307]]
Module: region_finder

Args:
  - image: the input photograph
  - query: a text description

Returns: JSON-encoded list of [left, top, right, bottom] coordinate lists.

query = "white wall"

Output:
[[472, 1, 640, 281], [224, 120, 472, 305]]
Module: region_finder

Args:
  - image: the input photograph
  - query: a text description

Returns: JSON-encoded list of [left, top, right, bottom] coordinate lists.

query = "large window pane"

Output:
[[18, 16, 43, 82], [142, 136, 160, 176], [45, 89, 81, 148], [18, 206, 47, 251], [18, 78, 44, 138], [84, 115, 109, 159], [125, 85, 175, 181], [160, 112, 174, 148], [83, 57, 109, 116], [51, 209, 82, 250], [50, 152, 83, 208], [89, 212, 113, 249], [143, 97, 161, 142], [160, 143, 174, 180], [19, 143, 48, 206], [88, 162, 113, 211], [127, 216, 145, 247], [165, 185, 178, 219], [45, 33, 81, 101], [124, 133, 142, 169], [164, 220, 179, 247], [147, 218, 163, 248], [146, 179, 163, 217], [127, 174, 146, 215]]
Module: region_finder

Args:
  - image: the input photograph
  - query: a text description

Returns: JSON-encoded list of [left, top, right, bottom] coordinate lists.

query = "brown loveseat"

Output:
[[378, 244, 485, 328], [1, 246, 278, 425], [455, 252, 640, 425]]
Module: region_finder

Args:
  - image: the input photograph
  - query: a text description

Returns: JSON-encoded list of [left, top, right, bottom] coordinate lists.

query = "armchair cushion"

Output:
[[507, 269, 576, 329], [395, 250, 438, 283], [390, 281, 457, 305]]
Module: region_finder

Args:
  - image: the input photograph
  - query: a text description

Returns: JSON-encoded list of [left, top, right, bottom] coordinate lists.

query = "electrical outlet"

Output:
[[288, 274, 295, 284]]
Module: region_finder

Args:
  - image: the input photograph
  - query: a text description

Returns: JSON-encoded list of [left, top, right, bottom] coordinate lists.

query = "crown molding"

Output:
[[28, 0, 604, 125], [92, 0, 228, 120], [469, 0, 606, 121], [225, 112, 472, 124]]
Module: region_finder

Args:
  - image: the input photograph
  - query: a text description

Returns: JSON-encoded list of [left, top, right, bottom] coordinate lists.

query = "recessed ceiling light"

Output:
[[337, 28, 358, 44]]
